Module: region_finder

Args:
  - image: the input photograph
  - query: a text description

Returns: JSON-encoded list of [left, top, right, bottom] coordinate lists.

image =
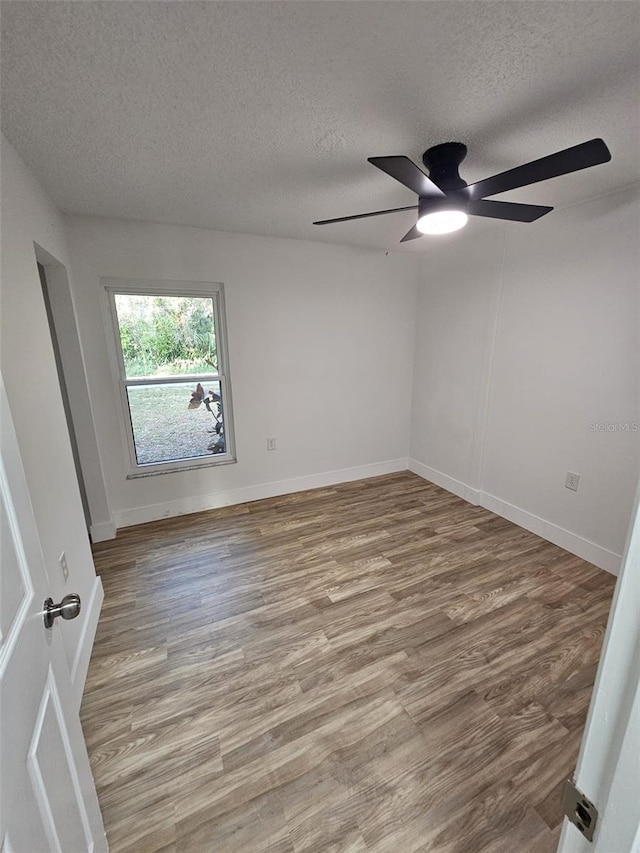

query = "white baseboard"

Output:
[[114, 457, 409, 529], [408, 458, 481, 506], [70, 575, 104, 710], [89, 520, 116, 542], [110, 453, 620, 574], [479, 491, 621, 575], [408, 457, 621, 575]]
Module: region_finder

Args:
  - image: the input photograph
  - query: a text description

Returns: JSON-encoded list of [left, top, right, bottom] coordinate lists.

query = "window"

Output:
[[104, 279, 235, 476]]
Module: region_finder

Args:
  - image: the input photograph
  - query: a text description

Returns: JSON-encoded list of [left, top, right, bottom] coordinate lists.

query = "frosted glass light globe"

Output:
[[416, 210, 468, 235]]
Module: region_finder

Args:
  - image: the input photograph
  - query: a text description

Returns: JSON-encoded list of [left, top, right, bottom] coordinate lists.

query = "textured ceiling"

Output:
[[2, 1, 639, 251]]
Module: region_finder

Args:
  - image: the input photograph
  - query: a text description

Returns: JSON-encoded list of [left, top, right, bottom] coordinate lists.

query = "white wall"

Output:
[[0, 136, 102, 705], [409, 224, 505, 496], [65, 215, 419, 528], [410, 187, 640, 573]]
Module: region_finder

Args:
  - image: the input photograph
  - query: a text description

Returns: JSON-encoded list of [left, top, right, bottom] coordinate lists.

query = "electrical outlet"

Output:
[[267, 437, 277, 451], [565, 472, 580, 492], [59, 551, 69, 581]]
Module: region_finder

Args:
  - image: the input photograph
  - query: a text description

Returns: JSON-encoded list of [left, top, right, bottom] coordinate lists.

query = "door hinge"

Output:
[[563, 778, 598, 842]]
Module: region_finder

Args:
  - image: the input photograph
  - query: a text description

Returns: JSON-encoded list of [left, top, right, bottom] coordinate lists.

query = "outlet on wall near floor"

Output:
[[267, 437, 277, 451], [565, 472, 580, 492], [59, 551, 69, 581]]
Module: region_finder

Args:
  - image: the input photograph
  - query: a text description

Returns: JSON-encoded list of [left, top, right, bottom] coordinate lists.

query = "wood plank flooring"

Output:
[[81, 472, 616, 853]]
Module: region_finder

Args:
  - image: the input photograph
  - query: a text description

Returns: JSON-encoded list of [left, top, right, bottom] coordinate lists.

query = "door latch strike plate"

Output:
[[563, 778, 598, 842]]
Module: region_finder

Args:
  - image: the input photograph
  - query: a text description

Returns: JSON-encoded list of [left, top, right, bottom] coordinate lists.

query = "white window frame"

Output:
[[102, 277, 236, 477]]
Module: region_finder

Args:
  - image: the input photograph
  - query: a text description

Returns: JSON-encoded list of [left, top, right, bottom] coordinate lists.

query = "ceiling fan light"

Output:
[[416, 209, 468, 235]]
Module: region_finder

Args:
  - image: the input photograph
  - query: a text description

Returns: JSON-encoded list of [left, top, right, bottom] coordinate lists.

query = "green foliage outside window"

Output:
[[114, 294, 218, 377]]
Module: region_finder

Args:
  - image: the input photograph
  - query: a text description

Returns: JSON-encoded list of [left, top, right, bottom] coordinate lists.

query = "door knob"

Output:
[[43, 593, 81, 629]]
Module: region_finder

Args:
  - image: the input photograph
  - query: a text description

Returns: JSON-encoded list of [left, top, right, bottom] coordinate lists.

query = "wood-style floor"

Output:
[[81, 472, 616, 853]]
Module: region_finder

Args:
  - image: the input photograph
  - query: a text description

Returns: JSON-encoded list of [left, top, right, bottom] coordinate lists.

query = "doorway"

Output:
[[37, 260, 92, 533]]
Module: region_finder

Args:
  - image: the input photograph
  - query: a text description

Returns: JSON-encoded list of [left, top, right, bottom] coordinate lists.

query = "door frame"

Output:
[[557, 480, 640, 851], [33, 242, 114, 543]]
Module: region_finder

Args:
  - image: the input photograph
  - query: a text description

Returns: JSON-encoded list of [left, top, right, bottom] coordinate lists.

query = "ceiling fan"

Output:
[[313, 138, 611, 242]]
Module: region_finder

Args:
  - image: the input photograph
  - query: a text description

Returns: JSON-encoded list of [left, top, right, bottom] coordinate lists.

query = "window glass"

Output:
[[127, 380, 225, 465], [114, 294, 218, 378]]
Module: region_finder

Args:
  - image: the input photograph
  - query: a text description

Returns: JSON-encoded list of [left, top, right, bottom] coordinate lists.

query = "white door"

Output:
[[557, 483, 640, 852], [0, 379, 107, 852]]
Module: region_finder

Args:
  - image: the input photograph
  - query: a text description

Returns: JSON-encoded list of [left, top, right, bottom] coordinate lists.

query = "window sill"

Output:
[[125, 456, 237, 478]]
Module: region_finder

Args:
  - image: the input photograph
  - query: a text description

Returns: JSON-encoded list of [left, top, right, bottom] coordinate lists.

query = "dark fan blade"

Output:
[[468, 199, 553, 222], [368, 156, 445, 198], [400, 224, 423, 243], [467, 139, 611, 200], [313, 205, 418, 225]]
